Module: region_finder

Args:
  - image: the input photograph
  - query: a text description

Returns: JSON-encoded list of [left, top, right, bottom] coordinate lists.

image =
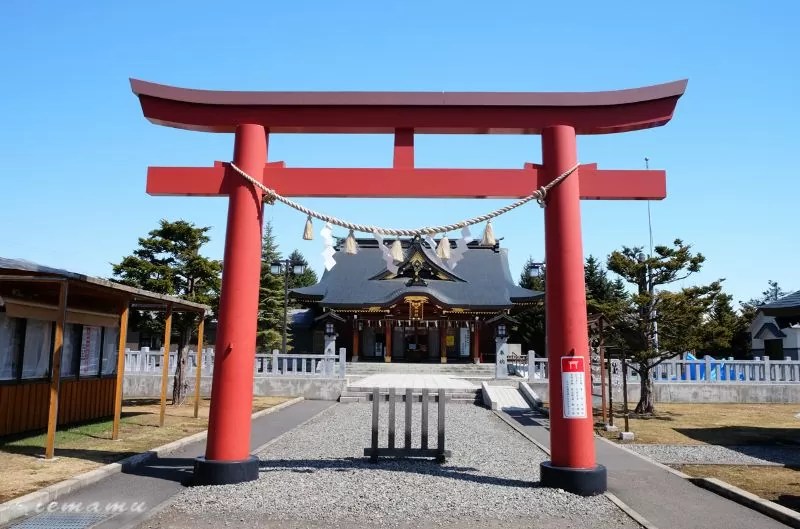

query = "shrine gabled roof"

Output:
[[291, 239, 542, 310]]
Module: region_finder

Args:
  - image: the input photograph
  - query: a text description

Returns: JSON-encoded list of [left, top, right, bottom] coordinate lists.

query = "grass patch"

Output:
[[0, 396, 290, 503], [593, 403, 800, 445], [676, 464, 800, 513]]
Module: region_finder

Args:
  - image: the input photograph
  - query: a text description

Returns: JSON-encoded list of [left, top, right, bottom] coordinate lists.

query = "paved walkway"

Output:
[[348, 374, 478, 390], [501, 409, 792, 529], [3, 400, 335, 529]]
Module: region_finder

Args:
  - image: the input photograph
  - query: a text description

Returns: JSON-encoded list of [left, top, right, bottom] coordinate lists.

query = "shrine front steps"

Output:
[[345, 362, 496, 377]]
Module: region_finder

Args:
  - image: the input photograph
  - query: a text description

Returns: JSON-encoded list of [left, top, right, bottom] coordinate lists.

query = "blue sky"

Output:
[[1, 1, 797, 305]]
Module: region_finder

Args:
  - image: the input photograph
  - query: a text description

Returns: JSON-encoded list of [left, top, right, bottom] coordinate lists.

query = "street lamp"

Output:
[[270, 259, 307, 354]]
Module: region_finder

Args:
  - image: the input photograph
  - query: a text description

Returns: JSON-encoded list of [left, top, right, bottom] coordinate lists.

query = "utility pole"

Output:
[[283, 263, 290, 355], [645, 157, 659, 354]]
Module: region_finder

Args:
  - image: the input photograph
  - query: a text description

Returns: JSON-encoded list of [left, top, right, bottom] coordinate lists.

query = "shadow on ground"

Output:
[[778, 494, 800, 513], [0, 446, 141, 464], [674, 426, 800, 446], [123, 456, 195, 485], [258, 457, 539, 489]]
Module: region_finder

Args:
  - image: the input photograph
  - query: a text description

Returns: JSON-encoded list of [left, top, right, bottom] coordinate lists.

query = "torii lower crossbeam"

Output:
[[147, 163, 666, 200], [132, 79, 686, 495]]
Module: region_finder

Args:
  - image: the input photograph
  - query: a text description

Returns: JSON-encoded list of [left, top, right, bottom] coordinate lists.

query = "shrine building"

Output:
[[290, 235, 542, 363]]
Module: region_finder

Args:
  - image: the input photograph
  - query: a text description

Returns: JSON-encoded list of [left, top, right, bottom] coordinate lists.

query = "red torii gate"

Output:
[[132, 79, 686, 494]]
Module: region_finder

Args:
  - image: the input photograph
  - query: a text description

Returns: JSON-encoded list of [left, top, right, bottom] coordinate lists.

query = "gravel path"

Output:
[[626, 443, 800, 466], [144, 404, 638, 529]]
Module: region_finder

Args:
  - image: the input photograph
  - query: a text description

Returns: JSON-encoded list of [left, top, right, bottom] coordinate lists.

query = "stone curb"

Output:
[[0, 396, 304, 525], [518, 382, 543, 408], [604, 492, 659, 529], [480, 382, 497, 410], [491, 410, 658, 529], [690, 477, 800, 529]]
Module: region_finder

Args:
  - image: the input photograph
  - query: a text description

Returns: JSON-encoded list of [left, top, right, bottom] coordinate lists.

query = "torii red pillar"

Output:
[[193, 124, 266, 484], [131, 78, 686, 493]]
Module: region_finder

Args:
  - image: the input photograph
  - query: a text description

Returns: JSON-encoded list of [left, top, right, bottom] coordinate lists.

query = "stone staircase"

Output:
[[339, 363, 495, 404], [346, 362, 495, 378], [339, 362, 500, 404]]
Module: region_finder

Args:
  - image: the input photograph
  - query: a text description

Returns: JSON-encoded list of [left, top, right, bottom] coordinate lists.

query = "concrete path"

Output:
[[3, 400, 335, 529], [348, 374, 478, 390], [501, 410, 792, 529]]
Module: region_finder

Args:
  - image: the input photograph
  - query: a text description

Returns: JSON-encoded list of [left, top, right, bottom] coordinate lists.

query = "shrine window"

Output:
[[20, 319, 52, 379]]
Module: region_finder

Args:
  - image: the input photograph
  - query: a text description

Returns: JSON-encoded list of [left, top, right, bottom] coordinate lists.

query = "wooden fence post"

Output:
[[193, 315, 205, 419], [405, 389, 412, 449], [159, 304, 173, 427], [371, 388, 379, 462], [112, 300, 130, 440], [45, 281, 68, 459]]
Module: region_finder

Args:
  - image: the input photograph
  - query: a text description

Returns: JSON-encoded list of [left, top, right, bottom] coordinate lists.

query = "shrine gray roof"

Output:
[[291, 240, 541, 309], [761, 290, 800, 316]]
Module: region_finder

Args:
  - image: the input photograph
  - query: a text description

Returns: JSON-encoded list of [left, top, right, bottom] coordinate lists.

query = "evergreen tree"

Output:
[[511, 258, 546, 357], [257, 221, 285, 352], [607, 239, 722, 414], [762, 280, 786, 303], [585, 255, 628, 319], [286, 249, 319, 299], [698, 292, 743, 357], [111, 219, 220, 404]]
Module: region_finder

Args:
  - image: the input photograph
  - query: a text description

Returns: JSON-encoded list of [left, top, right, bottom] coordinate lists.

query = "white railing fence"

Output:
[[508, 352, 800, 384], [124, 347, 346, 378]]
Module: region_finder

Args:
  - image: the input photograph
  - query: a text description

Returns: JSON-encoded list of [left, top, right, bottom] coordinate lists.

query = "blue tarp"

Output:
[[663, 353, 744, 381]]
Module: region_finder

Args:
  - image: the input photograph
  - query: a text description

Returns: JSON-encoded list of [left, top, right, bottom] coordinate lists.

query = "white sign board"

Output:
[[561, 356, 587, 419], [495, 340, 508, 379], [459, 328, 470, 357]]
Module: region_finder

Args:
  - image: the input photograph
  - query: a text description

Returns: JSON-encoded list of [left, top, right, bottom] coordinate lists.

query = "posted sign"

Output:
[[560, 356, 587, 419]]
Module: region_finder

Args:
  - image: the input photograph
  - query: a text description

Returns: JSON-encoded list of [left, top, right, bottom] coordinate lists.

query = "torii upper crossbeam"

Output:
[[131, 78, 686, 495]]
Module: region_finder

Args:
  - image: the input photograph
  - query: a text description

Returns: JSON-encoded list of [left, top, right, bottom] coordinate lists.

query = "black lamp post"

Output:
[[270, 259, 307, 354]]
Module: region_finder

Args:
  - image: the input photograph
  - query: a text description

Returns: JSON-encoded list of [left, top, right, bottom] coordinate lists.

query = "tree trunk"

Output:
[[172, 329, 189, 405], [634, 365, 655, 414]]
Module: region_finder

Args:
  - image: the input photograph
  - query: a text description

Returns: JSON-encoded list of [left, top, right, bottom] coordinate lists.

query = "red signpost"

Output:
[[132, 78, 686, 492]]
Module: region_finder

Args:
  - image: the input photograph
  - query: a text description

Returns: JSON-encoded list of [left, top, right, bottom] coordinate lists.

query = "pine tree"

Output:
[[257, 221, 285, 352], [112, 219, 220, 404], [607, 239, 722, 414]]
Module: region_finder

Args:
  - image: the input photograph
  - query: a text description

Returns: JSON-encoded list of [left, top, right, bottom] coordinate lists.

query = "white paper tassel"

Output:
[[343, 229, 358, 254], [373, 231, 399, 274], [320, 223, 336, 271], [303, 216, 314, 240], [436, 235, 451, 259], [390, 239, 404, 261], [447, 225, 473, 270], [481, 221, 496, 246]]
